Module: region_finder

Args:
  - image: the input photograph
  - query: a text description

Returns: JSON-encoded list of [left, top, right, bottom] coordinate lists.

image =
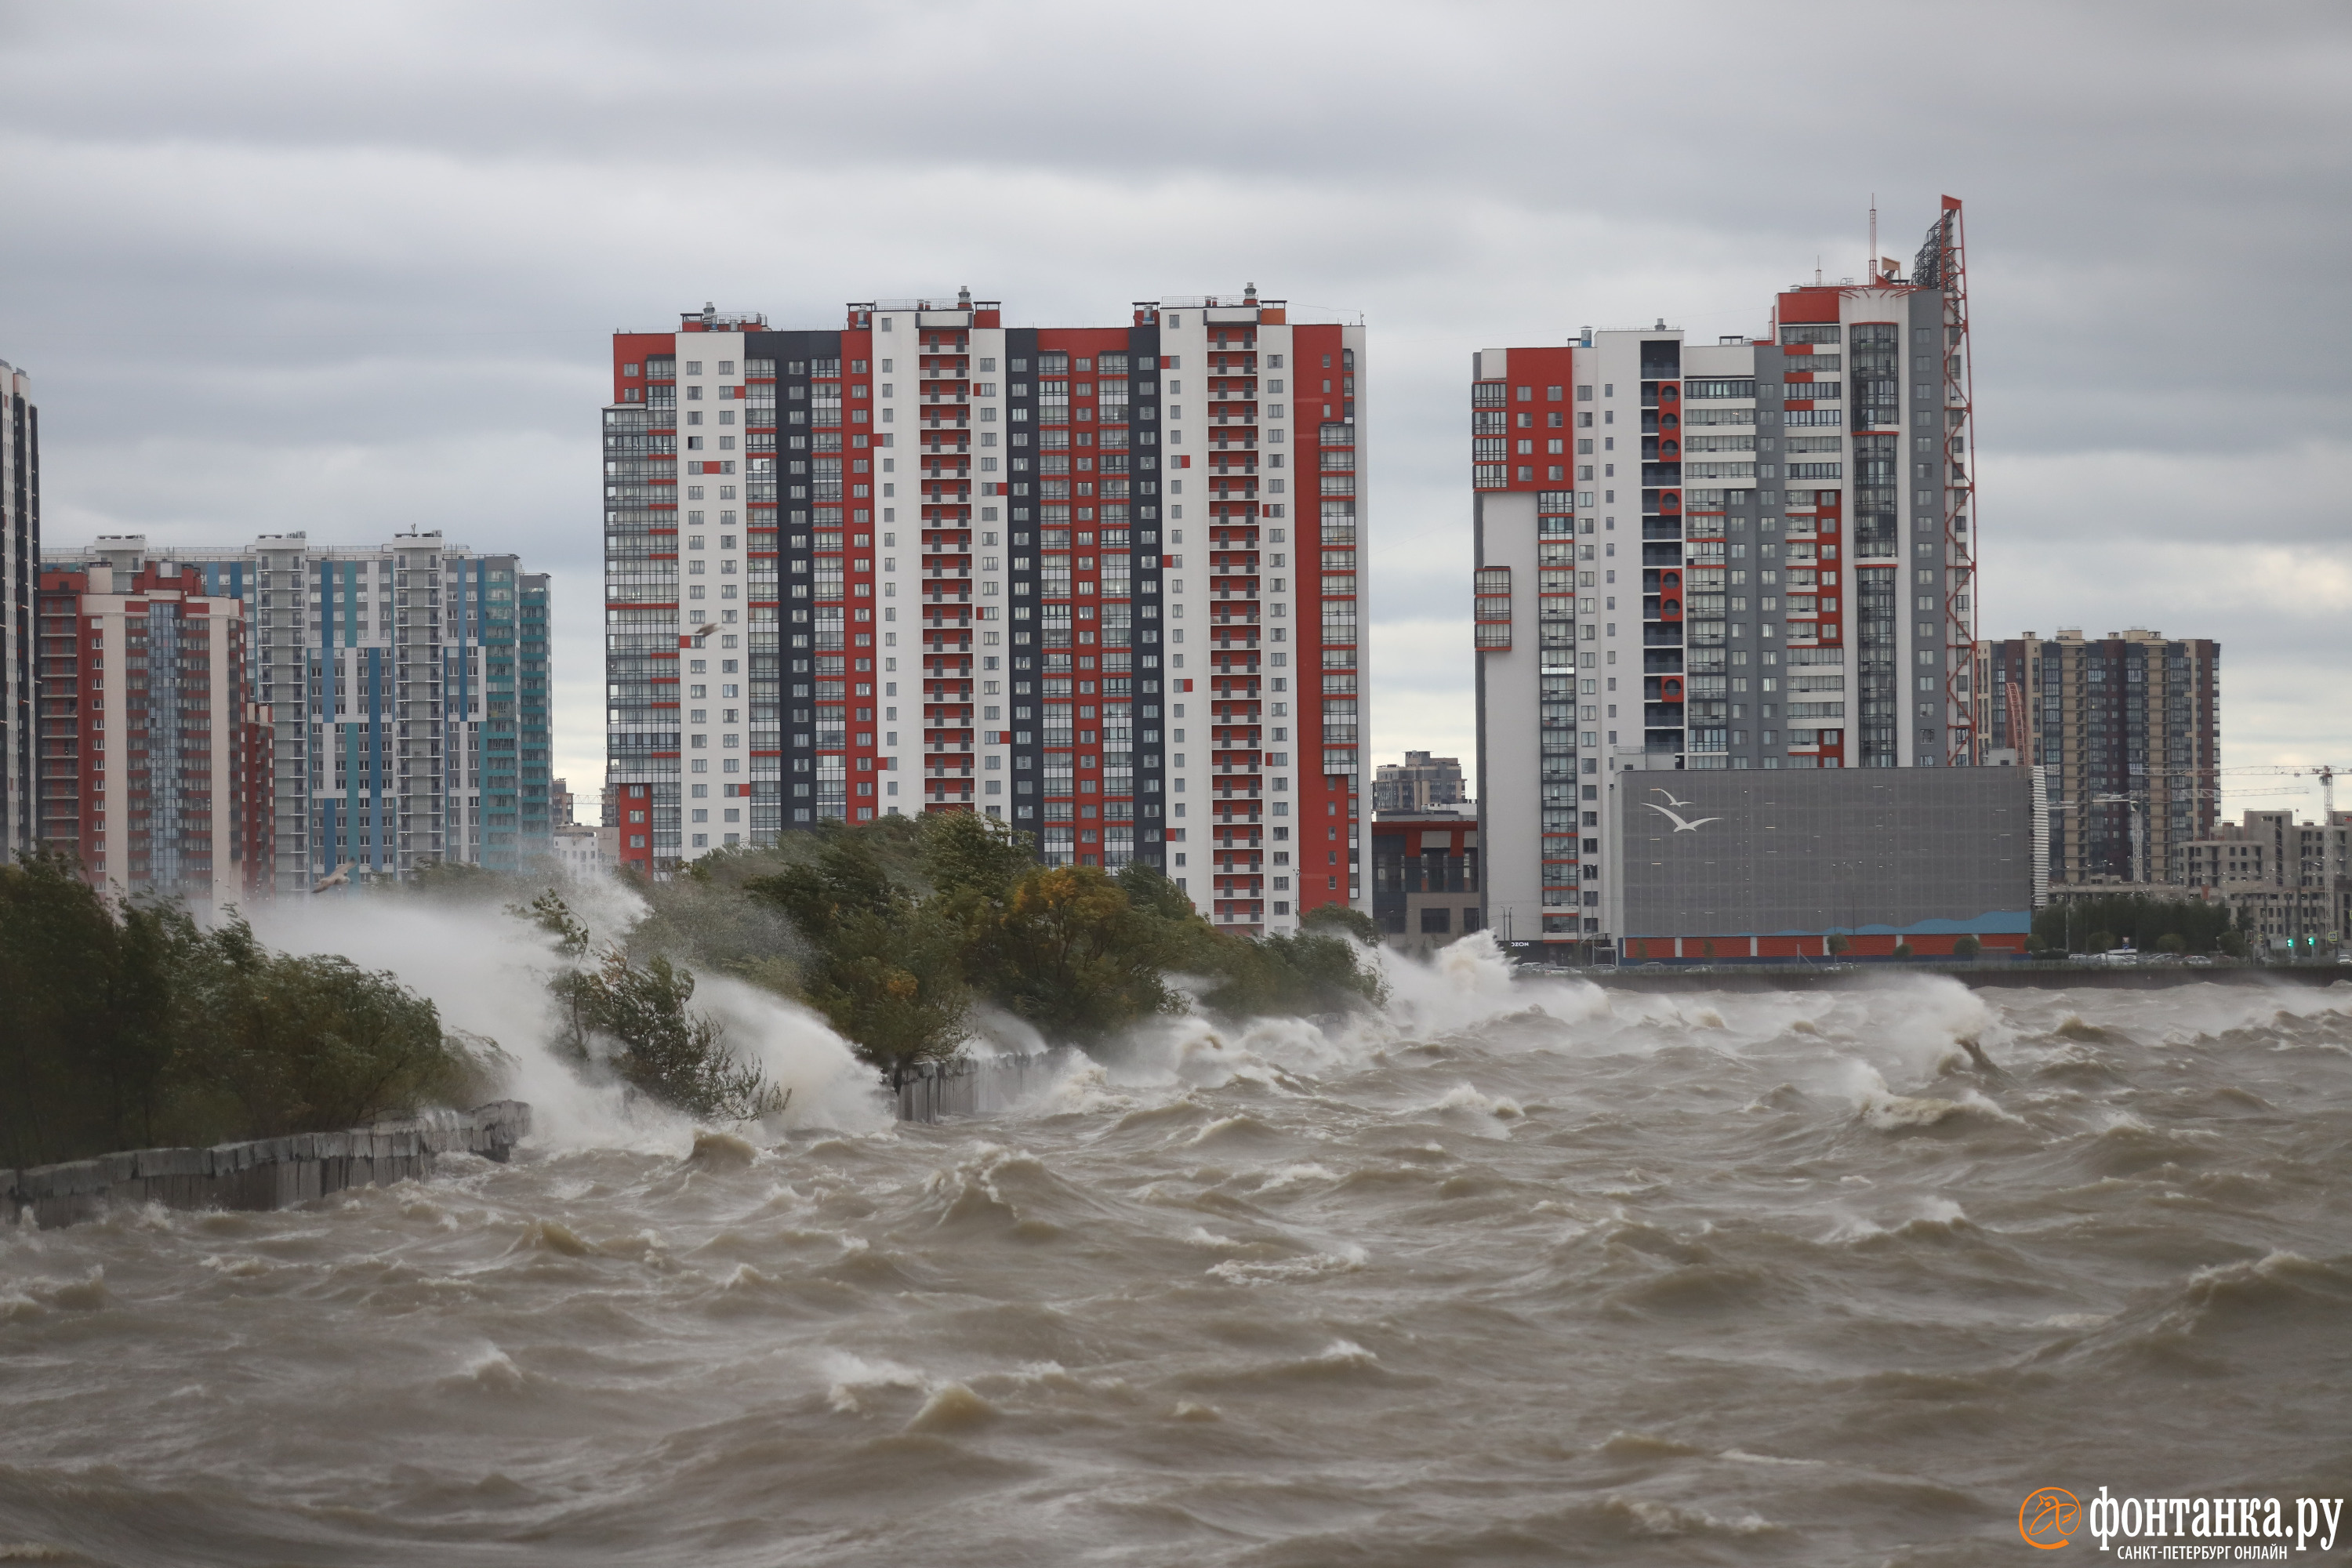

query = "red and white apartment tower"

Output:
[[1472, 200, 1979, 951], [603, 292, 1369, 931], [36, 559, 273, 906]]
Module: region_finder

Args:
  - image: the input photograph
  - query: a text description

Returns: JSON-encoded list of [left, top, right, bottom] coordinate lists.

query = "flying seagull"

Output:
[[1642, 802, 1721, 832], [1650, 787, 1697, 809]]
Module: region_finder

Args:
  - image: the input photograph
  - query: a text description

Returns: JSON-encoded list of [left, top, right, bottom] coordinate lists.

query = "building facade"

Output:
[[1610, 766, 2038, 961], [1372, 750, 1467, 814], [1475, 200, 1981, 952], [1976, 628, 2220, 886], [605, 292, 1367, 933], [46, 534, 551, 888], [2, 358, 34, 857], [34, 560, 272, 906], [1369, 809, 1481, 950], [2180, 808, 2349, 948], [551, 822, 605, 880]]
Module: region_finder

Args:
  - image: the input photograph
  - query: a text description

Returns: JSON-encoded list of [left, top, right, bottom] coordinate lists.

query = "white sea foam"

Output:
[[16, 969, 2348, 1568], [247, 891, 887, 1146]]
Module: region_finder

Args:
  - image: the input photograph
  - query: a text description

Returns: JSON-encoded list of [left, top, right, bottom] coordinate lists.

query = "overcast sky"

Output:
[[5, 0, 2347, 820]]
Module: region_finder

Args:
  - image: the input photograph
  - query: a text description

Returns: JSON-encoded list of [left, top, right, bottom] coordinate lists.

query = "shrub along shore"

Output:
[[525, 812, 1385, 1073], [3, 817, 1385, 1166], [1, 852, 503, 1171]]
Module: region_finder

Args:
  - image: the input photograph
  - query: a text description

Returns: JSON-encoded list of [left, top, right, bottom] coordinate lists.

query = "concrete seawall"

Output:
[[1538, 964, 2349, 993], [890, 1054, 1067, 1123], [2, 1101, 532, 1229]]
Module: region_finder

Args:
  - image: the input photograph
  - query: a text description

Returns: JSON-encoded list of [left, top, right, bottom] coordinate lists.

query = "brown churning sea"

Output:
[[4, 949, 2350, 1566]]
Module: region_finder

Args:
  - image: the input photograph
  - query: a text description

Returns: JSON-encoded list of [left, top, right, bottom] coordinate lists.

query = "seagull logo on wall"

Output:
[[1642, 802, 1722, 833], [1650, 788, 1698, 809]]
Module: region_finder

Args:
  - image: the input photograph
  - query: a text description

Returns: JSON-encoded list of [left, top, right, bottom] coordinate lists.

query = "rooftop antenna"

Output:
[[1868, 193, 1877, 284], [1815, 256, 1823, 286]]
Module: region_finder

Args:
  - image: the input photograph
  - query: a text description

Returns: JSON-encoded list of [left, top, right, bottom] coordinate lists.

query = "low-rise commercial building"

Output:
[[1370, 809, 1482, 950], [1604, 765, 2038, 961]]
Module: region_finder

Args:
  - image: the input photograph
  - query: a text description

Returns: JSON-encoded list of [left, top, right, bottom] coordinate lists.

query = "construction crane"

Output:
[[2053, 764, 2343, 887], [2214, 765, 2343, 822]]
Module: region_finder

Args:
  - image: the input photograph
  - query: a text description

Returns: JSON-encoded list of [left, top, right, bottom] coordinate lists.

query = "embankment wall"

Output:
[[3, 1101, 532, 1229], [889, 1054, 1067, 1123]]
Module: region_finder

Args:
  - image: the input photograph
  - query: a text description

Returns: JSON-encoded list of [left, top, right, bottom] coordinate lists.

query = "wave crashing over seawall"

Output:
[[5, 956, 2350, 1566]]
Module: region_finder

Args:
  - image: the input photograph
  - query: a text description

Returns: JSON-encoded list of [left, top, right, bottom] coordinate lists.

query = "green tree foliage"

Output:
[[516, 891, 599, 1061], [1951, 935, 1982, 959], [735, 815, 1385, 1065], [577, 949, 785, 1120], [1, 851, 495, 1168], [627, 844, 822, 999], [399, 860, 510, 900], [176, 916, 492, 1137], [970, 865, 1186, 1045], [745, 827, 971, 1069], [1301, 901, 1381, 946], [1893, 942, 1915, 959], [1, 851, 182, 1163], [2032, 894, 2233, 955], [518, 891, 789, 1119], [1199, 929, 1390, 1018]]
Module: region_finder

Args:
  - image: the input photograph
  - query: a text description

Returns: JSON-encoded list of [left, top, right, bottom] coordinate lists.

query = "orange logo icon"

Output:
[[2020, 1488, 2082, 1549]]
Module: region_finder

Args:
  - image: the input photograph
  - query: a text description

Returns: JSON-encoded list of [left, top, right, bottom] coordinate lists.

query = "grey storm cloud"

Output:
[[3, 0, 2347, 810]]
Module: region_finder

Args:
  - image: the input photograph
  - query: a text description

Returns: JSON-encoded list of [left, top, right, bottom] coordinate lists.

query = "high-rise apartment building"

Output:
[[45, 533, 551, 887], [1976, 628, 2220, 885], [2, 358, 35, 856], [1474, 199, 1980, 949], [605, 292, 1367, 932], [2180, 807, 2347, 947], [1372, 750, 1467, 814], [35, 559, 272, 905]]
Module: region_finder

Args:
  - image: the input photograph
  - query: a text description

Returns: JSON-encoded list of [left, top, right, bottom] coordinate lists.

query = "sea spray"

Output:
[[6, 974, 2350, 1566], [248, 890, 885, 1147]]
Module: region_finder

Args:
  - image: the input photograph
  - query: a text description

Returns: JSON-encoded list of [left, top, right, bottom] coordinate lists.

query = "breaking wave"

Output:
[[5, 963, 2350, 1565]]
